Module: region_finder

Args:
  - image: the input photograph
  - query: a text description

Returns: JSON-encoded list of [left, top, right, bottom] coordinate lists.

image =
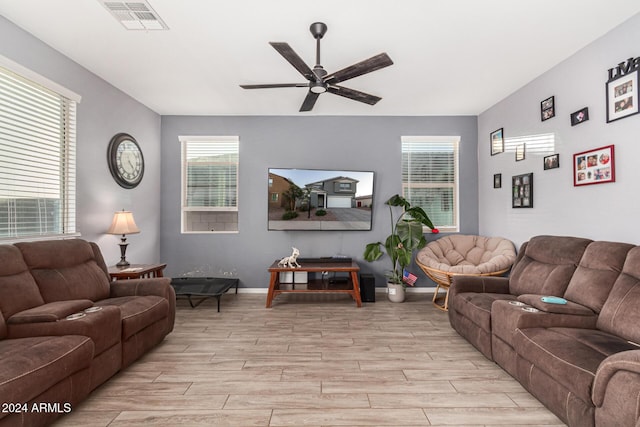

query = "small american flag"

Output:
[[402, 269, 417, 286]]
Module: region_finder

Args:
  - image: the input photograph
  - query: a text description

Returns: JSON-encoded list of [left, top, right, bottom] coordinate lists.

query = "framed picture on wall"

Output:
[[512, 173, 533, 208], [515, 143, 526, 161], [573, 145, 615, 186], [494, 173, 502, 188], [544, 154, 559, 170], [541, 96, 555, 121], [570, 107, 589, 126], [490, 128, 504, 155], [606, 70, 639, 123]]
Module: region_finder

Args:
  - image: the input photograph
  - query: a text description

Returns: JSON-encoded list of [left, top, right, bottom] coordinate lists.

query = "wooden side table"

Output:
[[108, 263, 167, 280]]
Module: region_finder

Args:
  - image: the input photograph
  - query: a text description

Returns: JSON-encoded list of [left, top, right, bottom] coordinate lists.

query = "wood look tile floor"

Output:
[[54, 293, 566, 426]]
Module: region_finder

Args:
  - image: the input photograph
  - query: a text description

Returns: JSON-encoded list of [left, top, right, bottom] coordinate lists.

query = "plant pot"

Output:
[[387, 283, 406, 303]]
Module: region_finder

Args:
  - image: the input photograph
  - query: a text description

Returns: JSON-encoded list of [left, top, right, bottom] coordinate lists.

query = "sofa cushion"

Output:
[[16, 239, 111, 303], [97, 296, 169, 340], [416, 235, 516, 274], [0, 245, 45, 319], [563, 241, 633, 313], [514, 327, 637, 403], [0, 335, 93, 405], [597, 247, 640, 343], [509, 236, 592, 296]]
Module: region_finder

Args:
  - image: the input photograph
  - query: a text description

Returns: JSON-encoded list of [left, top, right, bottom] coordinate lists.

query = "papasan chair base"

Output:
[[416, 235, 517, 311]]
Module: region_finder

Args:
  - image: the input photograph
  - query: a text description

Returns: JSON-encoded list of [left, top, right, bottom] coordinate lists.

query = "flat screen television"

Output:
[[268, 168, 374, 231]]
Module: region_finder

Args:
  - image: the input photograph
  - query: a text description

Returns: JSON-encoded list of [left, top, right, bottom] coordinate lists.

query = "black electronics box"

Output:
[[360, 274, 375, 303]]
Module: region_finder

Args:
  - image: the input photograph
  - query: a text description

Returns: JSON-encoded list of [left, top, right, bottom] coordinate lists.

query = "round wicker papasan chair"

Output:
[[416, 235, 517, 311]]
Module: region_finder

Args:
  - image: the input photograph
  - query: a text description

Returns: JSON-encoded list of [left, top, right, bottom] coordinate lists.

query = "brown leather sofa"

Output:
[[0, 239, 175, 427], [448, 235, 640, 427]]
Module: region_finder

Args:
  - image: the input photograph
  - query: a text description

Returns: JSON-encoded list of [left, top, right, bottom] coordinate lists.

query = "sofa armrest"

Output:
[[491, 299, 599, 347], [7, 300, 94, 324], [450, 275, 510, 298], [517, 294, 596, 316], [593, 349, 640, 406], [109, 278, 176, 332]]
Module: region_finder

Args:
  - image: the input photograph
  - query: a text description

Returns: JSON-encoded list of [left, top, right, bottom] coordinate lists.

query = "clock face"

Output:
[[107, 133, 145, 189]]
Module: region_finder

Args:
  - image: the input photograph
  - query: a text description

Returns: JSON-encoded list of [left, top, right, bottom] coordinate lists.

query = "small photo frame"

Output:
[[544, 154, 559, 170], [515, 143, 526, 161], [512, 173, 533, 208], [541, 96, 555, 121], [606, 70, 639, 123], [570, 107, 589, 126], [573, 145, 615, 186], [490, 128, 504, 156], [494, 173, 502, 189]]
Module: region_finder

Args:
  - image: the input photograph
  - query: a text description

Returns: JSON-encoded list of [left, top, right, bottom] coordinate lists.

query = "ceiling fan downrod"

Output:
[[309, 22, 328, 93]]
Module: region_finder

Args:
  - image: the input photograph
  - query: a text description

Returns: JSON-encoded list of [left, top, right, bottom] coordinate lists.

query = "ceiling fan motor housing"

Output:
[[310, 22, 327, 39]]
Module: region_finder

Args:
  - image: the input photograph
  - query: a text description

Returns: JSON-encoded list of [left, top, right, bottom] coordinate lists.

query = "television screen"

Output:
[[268, 168, 374, 231]]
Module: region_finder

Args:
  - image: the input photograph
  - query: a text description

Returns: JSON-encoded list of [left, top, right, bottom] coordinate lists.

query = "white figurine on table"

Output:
[[278, 247, 301, 268]]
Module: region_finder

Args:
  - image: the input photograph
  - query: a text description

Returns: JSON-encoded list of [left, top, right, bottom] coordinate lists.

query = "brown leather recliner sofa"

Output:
[[448, 235, 640, 427], [0, 239, 176, 427]]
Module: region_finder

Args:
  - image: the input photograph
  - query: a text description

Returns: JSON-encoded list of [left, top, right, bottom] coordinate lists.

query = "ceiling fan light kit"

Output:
[[240, 22, 393, 112]]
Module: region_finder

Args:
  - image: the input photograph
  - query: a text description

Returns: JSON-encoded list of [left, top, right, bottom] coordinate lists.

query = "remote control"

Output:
[[540, 296, 567, 305]]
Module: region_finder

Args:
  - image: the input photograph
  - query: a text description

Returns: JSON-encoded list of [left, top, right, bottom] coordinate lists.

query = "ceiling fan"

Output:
[[240, 22, 393, 112]]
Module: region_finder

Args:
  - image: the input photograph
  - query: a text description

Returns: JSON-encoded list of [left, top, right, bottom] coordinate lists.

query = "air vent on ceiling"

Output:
[[99, 1, 168, 30]]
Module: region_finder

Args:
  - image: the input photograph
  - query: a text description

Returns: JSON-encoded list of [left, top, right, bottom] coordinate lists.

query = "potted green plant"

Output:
[[363, 194, 438, 302]]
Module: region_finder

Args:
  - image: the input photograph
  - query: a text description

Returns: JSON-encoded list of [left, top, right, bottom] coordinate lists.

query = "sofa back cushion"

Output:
[[598, 246, 640, 343], [0, 245, 44, 319], [15, 239, 111, 303], [509, 235, 592, 296], [564, 241, 634, 313]]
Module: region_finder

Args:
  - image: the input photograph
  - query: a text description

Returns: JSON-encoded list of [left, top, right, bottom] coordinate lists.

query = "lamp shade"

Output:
[[107, 210, 140, 235]]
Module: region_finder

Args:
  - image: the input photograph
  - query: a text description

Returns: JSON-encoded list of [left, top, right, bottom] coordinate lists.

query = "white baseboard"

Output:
[[236, 287, 442, 295]]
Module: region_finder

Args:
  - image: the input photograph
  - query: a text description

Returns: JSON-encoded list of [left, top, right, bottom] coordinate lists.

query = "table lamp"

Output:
[[107, 210, 140, 267]]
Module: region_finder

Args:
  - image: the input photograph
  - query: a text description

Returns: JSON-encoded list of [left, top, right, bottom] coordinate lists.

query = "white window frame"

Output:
[[401, 136, 460, 233], [179, 135, 239, 234], [0, 55, 81, 242]]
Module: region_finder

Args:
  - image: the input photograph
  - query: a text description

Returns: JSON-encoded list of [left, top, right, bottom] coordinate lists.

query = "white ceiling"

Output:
[[1, 0, 639, 116]]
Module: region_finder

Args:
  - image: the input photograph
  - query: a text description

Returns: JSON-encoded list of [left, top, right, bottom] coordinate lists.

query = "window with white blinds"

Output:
[[401, 136, 459, 232], [180, 136, 239, 233], [0, 66, 77, 240]]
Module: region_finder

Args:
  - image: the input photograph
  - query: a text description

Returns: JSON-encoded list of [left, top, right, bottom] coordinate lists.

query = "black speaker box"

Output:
[[360, 274, 376, 303]]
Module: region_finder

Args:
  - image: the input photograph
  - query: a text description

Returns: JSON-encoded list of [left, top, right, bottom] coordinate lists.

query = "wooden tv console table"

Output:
[[266, 260, 361, 308]]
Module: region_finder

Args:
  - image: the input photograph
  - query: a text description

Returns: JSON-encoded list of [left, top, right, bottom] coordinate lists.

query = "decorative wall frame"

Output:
[[494, 173, 502, 189], [512, 173, 533, 208], [570, 107, 589, 126], [490, 128, 504, 155], [573, 145, 615, 186], [541, 96, 555, 121], [544, 154, 559, 170], [515, 143, 526, 161], [606, 69, 639, 123]]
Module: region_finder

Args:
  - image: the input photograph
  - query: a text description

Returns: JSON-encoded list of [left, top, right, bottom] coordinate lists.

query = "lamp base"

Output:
[[117, 239, 130, 267], [116, 259, 131, 268]]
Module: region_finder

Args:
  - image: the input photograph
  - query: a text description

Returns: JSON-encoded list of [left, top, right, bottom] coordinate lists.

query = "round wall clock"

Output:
[[107, 133, 145, 189]]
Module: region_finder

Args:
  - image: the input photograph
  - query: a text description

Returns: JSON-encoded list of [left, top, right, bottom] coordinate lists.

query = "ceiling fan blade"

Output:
[[324, 53, 393, 85], [269, 42, 315, 81], [299, 91, 320, 112], [327, 85, 381, 105], [240, 83, 309, 89]]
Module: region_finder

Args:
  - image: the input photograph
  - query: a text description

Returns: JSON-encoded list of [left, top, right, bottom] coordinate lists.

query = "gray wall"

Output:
[[160, 115, 478, 288], [478, 12, 640, 248], [0, 16, 162, 265]]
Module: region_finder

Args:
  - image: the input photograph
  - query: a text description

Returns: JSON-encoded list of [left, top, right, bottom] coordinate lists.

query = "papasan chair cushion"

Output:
[[416, 235, 517, 311]]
